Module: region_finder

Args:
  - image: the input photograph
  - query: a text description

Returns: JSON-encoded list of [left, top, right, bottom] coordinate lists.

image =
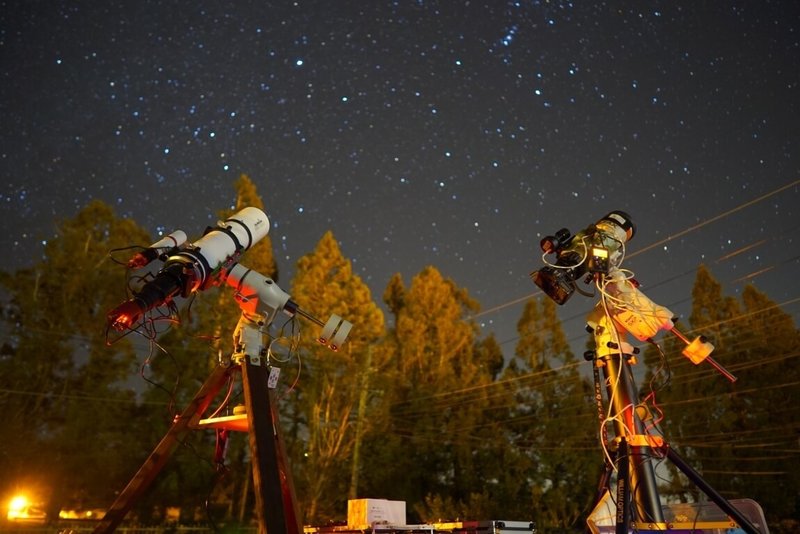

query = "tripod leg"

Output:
[[93, 363, 233, 534], [241, 358, 302, 534], [587, 450, 618, 529], [615, 438, 630, 534], [665, 447, 763, 534], [601, 352, 664, 524], [592, 458, 614, 515]]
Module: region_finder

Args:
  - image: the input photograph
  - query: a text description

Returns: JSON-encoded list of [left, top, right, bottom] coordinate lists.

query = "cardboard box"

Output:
[[348, 499, 407, 528]]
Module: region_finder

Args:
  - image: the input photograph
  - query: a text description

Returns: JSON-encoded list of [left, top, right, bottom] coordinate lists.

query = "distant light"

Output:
[[9, 495, 28, 513], [295, 58, 304, 66], [8, 494, 40, 521]]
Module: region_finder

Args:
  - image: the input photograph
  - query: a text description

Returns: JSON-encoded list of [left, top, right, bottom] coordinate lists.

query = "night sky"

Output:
[[2, 1, 798, 356]]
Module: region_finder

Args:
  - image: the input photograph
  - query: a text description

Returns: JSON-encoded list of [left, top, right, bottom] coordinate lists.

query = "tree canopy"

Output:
[[1, 191, 797, 533]]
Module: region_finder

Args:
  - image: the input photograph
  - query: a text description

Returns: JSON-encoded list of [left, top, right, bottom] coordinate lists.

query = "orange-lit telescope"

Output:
[[531, 210, 635, 305]]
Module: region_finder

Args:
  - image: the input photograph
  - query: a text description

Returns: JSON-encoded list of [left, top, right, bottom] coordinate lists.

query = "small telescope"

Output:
[[531, 210, 635, 305]]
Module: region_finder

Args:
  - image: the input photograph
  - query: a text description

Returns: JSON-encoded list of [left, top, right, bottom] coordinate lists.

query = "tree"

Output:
[[361, 266, 516, 522], [735, 284, 800, 522], [288, 231, 386, 523], [0, 200, 153, 518], [504, 296, 599, 532], [648, 266, 800, 527]]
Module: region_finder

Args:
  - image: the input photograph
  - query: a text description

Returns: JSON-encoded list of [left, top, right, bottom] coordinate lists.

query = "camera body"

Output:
[[531, 211, 635, 305]]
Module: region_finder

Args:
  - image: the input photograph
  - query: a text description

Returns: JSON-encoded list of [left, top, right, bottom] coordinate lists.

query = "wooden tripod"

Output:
[[93, 316, 302, 534]]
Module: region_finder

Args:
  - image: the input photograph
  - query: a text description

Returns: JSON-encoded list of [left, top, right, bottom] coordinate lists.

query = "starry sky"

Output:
[[2, 1, 799, 356]]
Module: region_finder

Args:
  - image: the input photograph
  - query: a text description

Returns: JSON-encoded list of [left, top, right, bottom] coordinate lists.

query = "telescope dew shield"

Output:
[[177, 207, 270, 293], [598, 210, 635, 242]]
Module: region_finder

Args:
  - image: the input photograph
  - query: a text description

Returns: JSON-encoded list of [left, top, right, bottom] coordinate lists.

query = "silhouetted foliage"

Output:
[[2, 202, 797, 532]]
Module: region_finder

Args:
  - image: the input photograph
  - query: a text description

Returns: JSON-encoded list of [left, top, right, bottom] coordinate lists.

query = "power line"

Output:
[[472, 178, 800, 319], [629, 179, 800, 258]]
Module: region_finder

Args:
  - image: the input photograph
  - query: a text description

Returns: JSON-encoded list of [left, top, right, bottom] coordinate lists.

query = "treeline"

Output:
[[0, 177, 797, 533]]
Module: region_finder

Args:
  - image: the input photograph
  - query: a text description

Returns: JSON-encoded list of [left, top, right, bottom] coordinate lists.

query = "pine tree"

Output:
[[0, 200, 154, 517], [733, 285, 800, 521], [505, 297, 599, 532], [363, 266, 519, 522], [651, 266, 800, 526], [288, 231, 386, 523]]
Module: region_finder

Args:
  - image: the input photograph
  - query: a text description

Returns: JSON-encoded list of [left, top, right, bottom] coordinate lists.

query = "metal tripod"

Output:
[[588, 310, 763, 534]]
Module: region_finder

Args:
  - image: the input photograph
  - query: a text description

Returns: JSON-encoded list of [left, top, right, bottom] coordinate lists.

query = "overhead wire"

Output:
[[13, 298, 800, 448], [371, 301, 800, 454], [471, 177, 800, 320], [388, 377, 800, 452], [11, 181, 798, 460], [384, 297, 800, 417], [7, 180, 797, 377], [627, 178, 800, 259]]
